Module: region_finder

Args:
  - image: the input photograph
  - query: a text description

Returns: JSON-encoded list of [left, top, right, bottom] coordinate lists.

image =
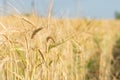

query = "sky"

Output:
[[0, 0, 120, 19]]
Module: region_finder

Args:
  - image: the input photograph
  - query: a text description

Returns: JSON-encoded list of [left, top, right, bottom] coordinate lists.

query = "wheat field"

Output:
[[0, 14, 120, 80]]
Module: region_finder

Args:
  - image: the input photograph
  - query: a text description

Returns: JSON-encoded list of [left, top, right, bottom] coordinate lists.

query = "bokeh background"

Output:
[[0, 0, 120, 19]]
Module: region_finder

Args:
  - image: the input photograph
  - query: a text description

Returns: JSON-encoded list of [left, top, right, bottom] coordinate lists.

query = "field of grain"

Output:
[[0, 14, 120, 80]]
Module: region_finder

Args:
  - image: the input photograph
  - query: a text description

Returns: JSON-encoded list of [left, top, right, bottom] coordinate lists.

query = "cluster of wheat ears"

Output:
[[0, 14, 120, 80]]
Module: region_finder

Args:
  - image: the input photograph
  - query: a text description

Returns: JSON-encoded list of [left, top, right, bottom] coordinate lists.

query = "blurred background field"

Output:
[[0, 0, 120, 80], [0, 0, 120, 19]]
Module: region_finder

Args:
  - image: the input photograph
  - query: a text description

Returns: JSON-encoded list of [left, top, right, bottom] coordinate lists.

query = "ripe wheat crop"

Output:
[[0, 14, 120, 80]]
